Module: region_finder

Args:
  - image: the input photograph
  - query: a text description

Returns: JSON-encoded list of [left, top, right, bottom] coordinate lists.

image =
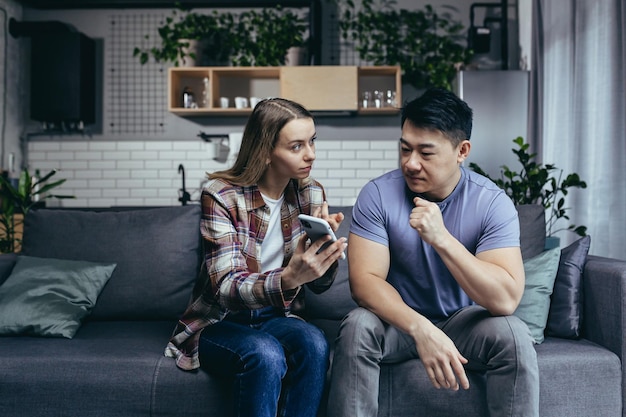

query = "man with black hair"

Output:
[[327, 88, 539, 417]]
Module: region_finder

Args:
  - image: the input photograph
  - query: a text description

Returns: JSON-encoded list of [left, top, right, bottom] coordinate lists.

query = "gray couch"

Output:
[[0, 204, 623, 417]]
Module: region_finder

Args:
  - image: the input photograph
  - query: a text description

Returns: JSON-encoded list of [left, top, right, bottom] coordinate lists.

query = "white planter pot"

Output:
[[179, 39, 198, 67], [285, 46, 307, 66]]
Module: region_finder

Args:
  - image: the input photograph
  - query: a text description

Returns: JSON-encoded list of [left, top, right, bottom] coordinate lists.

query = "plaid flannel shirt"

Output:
[[165, 177, 336, 370]]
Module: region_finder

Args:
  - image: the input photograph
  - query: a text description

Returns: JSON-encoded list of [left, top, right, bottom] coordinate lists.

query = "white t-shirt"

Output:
[[260, 193, 285, 272]]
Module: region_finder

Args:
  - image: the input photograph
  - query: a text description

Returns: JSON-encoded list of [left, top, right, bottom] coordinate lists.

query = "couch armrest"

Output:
[[582, 254, 626, 416], [583, 255, 626, 358]]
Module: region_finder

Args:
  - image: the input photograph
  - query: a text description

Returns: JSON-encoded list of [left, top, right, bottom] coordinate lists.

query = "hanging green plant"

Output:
[[133, 5, 308, 67], [338, 0, 473, 90], [133, 7, 236, 66]]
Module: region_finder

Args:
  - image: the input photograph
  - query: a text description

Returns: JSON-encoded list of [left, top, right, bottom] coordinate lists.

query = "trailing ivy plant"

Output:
[[133, 5, 308, 67], [337, 0, 473, 90], [133, 7, 236, 66], [469, 137, 587, 237]]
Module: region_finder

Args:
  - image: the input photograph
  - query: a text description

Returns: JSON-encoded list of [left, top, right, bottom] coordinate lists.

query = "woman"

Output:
[[165, 98, 347, 417]]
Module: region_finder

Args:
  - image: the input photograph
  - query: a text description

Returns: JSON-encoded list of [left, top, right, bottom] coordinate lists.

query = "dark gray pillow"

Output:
[[21, 205, 202, 321], [516, 204, 546, 260], [545, 235, 591, 339], [0, 255, 116, 338]]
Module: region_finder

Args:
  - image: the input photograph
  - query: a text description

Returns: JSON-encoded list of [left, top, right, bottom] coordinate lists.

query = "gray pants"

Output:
[[327, 305, 539, 417]]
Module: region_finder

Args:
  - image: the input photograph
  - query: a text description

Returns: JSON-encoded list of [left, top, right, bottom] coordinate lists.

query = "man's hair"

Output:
[[401, 87, 473, 146], [209, 98, 313, 186]]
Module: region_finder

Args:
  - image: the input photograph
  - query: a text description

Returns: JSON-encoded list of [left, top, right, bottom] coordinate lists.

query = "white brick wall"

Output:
[[27, 139, 399, 208]]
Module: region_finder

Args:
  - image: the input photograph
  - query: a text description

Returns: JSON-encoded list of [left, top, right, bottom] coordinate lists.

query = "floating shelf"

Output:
[[168, 65, 402, 116]]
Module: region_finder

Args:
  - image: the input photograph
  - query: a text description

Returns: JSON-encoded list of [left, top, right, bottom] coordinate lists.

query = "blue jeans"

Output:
[[198, 307, 329, 417], [328, 305, 539, 417]]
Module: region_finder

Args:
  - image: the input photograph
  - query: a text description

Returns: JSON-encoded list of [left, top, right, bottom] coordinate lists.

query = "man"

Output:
[[327, 88, 539, 417]]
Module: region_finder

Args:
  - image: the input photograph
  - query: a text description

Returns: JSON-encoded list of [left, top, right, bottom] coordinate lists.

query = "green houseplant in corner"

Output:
[[337, 0, 473, 90], [0, 169, 75, 253], [469, 137, 587, 239]]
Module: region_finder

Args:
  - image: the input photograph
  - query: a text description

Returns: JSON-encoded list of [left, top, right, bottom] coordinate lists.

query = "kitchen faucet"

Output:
[[178, 164, 191, 206]]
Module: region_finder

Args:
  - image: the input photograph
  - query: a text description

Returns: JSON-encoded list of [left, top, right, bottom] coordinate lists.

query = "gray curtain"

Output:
[[530, 0, 626, 260]]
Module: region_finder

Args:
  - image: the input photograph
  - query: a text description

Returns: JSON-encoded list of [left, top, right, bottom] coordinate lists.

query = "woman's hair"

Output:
[[208, 98, 313, 186]]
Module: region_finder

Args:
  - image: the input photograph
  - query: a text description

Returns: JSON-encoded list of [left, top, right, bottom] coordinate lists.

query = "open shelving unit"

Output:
[[168, 65, 402, 116]]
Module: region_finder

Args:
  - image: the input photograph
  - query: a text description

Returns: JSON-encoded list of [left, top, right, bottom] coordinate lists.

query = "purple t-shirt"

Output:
[[351, 167, 520, 322]]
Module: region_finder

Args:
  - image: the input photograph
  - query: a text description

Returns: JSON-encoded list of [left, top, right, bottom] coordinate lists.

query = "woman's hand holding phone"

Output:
[[298, 214, 346, 260], [280, 207, 347, 291]]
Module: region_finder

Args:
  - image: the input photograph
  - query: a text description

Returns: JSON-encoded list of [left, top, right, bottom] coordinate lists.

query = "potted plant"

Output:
[[133, 7, 236, 66], [0, 169, 75, 253], [134, 6, 308, 68], [228, 6, 309, 66], [469, 136, 587, 241], [337, 0, 473, 90]]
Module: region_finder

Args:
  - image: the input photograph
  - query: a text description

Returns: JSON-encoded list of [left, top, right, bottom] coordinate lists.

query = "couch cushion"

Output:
[[379, 337, 621, 417], [0, 255, 116, 338], [535, 337, 622, 417], [21, 205, 202, 320], [0, 320, 234, 417], [546, 235, 591, 339]]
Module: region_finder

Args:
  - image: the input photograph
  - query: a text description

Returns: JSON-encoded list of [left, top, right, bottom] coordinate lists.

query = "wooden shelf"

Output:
[[357, 66, 402, 115], [168, 65, 402, 116]]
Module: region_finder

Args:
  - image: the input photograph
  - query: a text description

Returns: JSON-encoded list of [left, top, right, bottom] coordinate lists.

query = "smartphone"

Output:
[[298, 214, 345, 260]]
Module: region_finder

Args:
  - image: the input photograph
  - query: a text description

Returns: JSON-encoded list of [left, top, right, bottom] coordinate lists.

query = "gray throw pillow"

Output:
[[513, 247, 561, 344], [545, 235, 591, 339], [0, 255, 116, 338]]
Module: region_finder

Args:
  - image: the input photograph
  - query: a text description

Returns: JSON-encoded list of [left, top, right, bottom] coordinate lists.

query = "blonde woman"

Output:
[[166, 98, 347, 417]]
